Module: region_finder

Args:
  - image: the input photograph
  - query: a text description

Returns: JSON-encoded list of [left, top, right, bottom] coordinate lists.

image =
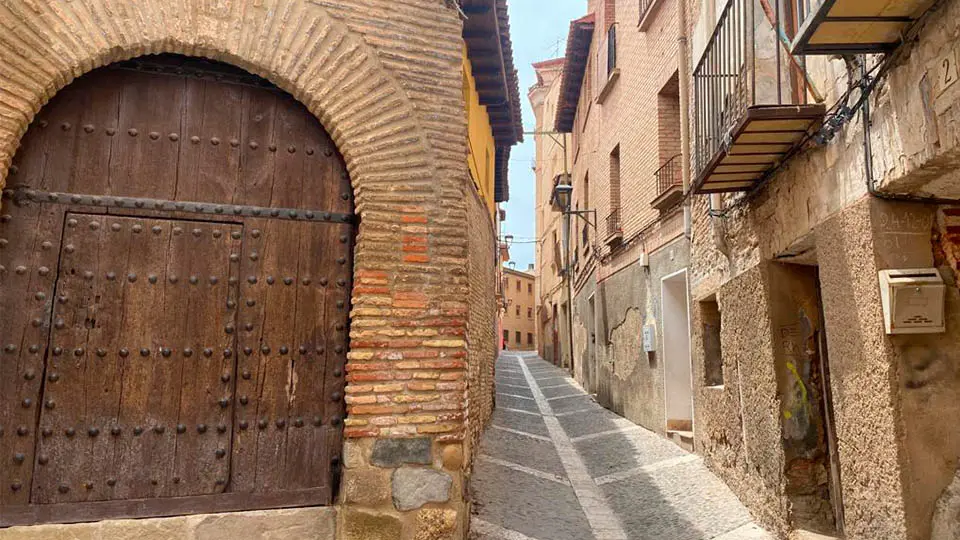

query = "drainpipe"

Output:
[[564, 210, 575, 374], [677, 0, 692, 239]]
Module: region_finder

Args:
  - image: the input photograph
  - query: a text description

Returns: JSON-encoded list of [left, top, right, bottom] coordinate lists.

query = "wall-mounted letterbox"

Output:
[[878, 269, 946, 335]]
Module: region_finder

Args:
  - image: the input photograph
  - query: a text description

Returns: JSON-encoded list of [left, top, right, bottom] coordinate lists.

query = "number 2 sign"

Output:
[[936, 48, 959, 97]]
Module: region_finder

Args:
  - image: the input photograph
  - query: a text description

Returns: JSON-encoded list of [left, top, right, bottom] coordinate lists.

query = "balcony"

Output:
[[605, 208, 623, 245], [638, 0, 663, 30], [693, 0, 826, 194], [651, 155, 684, 211], [791, 0, 935, 55]]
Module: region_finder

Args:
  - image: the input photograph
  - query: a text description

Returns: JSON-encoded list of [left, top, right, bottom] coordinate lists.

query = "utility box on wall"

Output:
[[642, 324, 657, 352], [878, 269, 946, 334]]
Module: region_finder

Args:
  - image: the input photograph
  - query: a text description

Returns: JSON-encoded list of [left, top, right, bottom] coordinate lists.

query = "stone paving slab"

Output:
[[601, 460, 754, 540], [492, 409, 550, 437], [479, 428, 566, 478], [576, 428, 690, 479], [471, 460, 593, 540], [557, 407, 630, 439], [539, 384, 583, 399], [495, 394, 539, 413], [496, 386, 535, 399], [549, 393, 598, 414]]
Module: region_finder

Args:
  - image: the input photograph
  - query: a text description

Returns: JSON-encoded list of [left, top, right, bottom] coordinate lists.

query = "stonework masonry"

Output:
[[0, 1, 508, 538], [685, 0, 960, 539]]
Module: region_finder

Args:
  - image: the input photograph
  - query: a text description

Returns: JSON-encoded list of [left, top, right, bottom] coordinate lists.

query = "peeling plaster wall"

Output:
[[569, 238, 690, 436], [572, 276, 597, 394]]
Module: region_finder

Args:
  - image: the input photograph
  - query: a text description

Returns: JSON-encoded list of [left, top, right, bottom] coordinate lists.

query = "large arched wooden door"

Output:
[[0, 55, 352, 526]]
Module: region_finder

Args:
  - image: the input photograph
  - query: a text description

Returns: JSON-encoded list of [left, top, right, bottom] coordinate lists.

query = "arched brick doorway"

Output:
[[0, 55, 352, 525]]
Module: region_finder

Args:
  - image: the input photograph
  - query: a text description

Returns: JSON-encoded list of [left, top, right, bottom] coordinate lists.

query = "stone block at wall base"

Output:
[[0, 507, 336, 540], [340, 508, 403, 540]]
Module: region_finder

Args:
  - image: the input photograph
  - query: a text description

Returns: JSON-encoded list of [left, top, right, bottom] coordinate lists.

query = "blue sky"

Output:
[[501, 0, 585, 271]]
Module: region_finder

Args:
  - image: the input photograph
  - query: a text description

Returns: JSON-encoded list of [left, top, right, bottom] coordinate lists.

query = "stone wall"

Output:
[[465, 189, 496, 472], [691, 264, 791, 538], [685, 0, 960, 538]]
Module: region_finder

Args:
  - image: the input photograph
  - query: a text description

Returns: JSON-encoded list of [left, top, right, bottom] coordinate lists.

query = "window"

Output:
[[527, 283, 533, 295], [606, 24, 617, 77], [607, 145, 622, 236], [658, 73, 682, 165], [527, 308, 533, 319], [701, 296, 723, 386], [516, 279, 521, 292], [516, 305, 521, 317], [503, 330, 509, 344], [527, 333, 534, 345], [515, 331, 521, 344]]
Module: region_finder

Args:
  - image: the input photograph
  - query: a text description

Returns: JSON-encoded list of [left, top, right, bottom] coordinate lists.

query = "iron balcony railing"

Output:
[[792, 0, 820, 26], [605, 208, 622, 238], [693, 0, 815, 181], [655, 154, 683, 197], [639, 0, 656, 24]]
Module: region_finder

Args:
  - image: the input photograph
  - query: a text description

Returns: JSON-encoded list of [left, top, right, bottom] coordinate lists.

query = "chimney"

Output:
[[528, 264, 535, 272]]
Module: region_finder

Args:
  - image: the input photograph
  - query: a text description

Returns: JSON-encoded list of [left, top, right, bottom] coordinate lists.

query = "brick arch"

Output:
[[0, 0, 435, 215], [0, 0, 474, 446]]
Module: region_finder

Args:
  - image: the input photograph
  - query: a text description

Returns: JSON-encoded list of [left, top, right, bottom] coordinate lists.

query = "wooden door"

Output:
[[0, 55, 352, 526]]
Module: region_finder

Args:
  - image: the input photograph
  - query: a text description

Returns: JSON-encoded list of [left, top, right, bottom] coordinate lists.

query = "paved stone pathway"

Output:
[[470, 352, 772, 540]]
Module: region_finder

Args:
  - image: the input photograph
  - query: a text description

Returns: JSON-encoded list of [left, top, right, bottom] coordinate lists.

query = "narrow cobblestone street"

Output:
[[470, 352, 772, 540]]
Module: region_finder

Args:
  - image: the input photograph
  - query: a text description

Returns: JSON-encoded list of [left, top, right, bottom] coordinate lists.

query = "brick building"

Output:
[[0, 1, 520, 539], [501, 266, 538, 351], [539, 0, 696, 449], [529, 58, 571, 367], [683, 0, 960, 539]]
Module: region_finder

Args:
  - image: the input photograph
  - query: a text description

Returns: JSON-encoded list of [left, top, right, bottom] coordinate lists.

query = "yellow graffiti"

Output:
[[785, 361, 812, 420]]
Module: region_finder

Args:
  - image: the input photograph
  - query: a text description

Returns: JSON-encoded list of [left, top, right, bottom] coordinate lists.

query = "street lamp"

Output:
[[552, 182, 573, 213], [551, 180, 596, 231]]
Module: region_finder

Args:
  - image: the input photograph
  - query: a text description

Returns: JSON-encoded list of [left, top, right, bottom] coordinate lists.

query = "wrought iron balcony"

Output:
[[651, 154, 684, 211], [639, 0, 657, 29], [693, 0, 826, 194], [791, 0, 935, 55], [605, 208, 623, 245]]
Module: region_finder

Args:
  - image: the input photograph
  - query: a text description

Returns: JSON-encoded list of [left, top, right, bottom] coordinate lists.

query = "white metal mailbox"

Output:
[[878, 269, 946, 335]]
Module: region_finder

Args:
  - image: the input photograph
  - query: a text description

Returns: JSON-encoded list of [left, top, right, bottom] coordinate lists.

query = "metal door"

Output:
[[0, 54, 352, 526]]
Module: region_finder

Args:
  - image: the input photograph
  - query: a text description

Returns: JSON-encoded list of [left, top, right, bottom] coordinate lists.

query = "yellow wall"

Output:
[[463, 47, 497, 216]]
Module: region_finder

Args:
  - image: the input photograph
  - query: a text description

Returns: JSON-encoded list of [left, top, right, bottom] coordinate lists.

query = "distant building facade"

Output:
[[529, 58, 571, 368], [501, 267, 538, 351], [542, 0, 695, 451]]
